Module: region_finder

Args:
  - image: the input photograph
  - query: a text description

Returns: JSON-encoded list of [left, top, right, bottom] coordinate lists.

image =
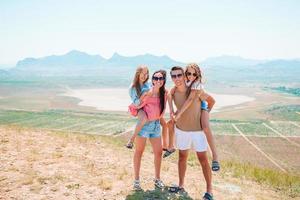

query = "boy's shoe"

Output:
[[203, 192, 214, 200]]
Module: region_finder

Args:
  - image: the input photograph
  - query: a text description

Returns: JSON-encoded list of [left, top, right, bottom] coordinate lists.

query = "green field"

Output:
[[1, 109, 299, 138], [0, 109, 136, 135]]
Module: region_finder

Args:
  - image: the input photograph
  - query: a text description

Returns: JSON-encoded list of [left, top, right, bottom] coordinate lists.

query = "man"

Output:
[[168, 66, 213, 200]]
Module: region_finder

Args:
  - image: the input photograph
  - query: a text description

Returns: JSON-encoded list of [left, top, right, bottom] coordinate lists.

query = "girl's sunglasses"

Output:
[[186, 72, 197, 77], [153, 76, 165, 81]]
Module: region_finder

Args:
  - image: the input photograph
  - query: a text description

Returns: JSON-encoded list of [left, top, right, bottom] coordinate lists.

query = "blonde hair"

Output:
[[131, 65, 149, 97], [185, 63, 203, 97]]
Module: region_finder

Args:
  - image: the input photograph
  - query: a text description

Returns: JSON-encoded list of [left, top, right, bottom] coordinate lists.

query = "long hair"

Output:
[[152, 70, 166, 115], [185, 63, 202, 97], [131, 65, 149, 97]]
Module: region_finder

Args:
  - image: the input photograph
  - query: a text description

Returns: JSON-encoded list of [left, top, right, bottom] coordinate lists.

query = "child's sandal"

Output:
[[163, 149, 176, 158], [126, 141, 134, 149], [211, 160, 220, 171]]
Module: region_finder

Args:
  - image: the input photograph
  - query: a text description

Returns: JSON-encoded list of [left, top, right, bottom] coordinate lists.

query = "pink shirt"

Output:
[[128, 90, 167, 120], [143, 96, 161, 121]]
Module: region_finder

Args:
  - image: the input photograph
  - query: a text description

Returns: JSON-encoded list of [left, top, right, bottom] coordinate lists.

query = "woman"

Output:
[[127, 65, 168, 150], [133, 70, 167, 191]]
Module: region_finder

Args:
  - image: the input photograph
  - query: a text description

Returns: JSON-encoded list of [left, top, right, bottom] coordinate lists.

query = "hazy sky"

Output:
[[1, 0, 300, 65]]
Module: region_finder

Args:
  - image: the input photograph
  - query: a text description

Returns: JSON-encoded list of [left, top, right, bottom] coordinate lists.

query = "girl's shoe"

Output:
[[163, 149, 176, 158], [168, 185, 185, 193], [126, 140, 134, 149], [154, 179, 165, 189], [133, 180, 142, 191], [211, 160, 220, 171]]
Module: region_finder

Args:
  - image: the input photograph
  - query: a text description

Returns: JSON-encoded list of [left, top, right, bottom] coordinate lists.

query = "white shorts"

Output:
[[175, 126, 208, 152]]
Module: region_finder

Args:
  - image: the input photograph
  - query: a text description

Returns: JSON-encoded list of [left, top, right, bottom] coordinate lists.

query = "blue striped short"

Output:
[[138, 120, 161, 138]]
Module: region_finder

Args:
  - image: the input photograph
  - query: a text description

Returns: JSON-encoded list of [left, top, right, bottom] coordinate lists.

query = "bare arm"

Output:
[[140, 89, 152, 102], [198, 90, 216, 111], [205, 95, 215, 112], [135, 89, 153, 109], [167, 87, 175, 116]]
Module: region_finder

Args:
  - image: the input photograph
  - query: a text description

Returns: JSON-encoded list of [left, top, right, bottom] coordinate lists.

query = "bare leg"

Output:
[[167, 120, 175, 150], [196, 151, 212, 194], [178, 150, 189, 188], [201, 110, 218, 161], [149, 137, 163, 179], [133, 136, 147, 180], [160, 118, 168, 150], [127, 110, 148, 146]]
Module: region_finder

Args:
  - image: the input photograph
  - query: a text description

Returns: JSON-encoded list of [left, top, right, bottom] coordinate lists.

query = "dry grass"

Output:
[[0, 125, 296, 200]]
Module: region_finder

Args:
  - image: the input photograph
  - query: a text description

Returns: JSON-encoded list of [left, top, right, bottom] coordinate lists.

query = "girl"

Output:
[[168, 63, 220, 171], [133, 70, 168, 190], [127, 66, 168, 151]]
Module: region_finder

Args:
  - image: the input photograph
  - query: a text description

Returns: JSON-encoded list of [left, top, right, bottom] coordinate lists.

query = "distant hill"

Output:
[[106, 52, 181, 67], [4, 52, 300, 87], [200, 56, 300, 86], [201, 55, 263, 67], [15, 50, 182, 69], [0, 69, 9, 77], [12, 50, 183, 78], [16, 50, 106, 68], [255, 59, 300, 69]]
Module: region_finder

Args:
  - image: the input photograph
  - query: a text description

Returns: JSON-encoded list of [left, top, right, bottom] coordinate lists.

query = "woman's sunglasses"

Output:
[[186, 72, 197, 77], [171, 73, 183, 79], [152, 76, 165, 81]]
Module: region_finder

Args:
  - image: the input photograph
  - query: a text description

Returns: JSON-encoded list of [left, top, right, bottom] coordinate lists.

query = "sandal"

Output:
[[203, 192, 214, 200], [168, 185, 185, 193], [133, 180, 142, 191], [163, 149, 176, 158], [162, 148, 168, 151], [126, 141, 134, 149], [154, 179, 165, 189], [211, 160, 220, 171]]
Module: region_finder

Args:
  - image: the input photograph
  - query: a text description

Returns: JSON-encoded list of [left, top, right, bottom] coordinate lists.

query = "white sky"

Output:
[[1, 0, 300, 65]]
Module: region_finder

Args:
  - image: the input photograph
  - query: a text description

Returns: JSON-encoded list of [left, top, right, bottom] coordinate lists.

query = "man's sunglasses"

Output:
[[152, 76, 165, 81], [171, 73, 183, 79], [186, 72, 197, 77]]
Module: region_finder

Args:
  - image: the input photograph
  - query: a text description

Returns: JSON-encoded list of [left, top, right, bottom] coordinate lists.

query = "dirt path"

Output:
[[0, 126, 287, 200]]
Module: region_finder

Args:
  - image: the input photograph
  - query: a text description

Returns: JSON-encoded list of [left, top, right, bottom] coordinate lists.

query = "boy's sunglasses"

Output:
[[186, 72, 197, 77], [171, 73, 183, 79], [152, 76, 165, 81]]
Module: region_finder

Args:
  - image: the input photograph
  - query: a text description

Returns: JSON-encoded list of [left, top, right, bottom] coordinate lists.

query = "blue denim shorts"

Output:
[[138, 120, 161, 138], [201, 101, 209, 111]]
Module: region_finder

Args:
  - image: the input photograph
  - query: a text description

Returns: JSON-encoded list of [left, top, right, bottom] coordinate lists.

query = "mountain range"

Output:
[[1, 50, 299, 87], [14, 50, 300, 70], [15, 50, 183, 69]]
